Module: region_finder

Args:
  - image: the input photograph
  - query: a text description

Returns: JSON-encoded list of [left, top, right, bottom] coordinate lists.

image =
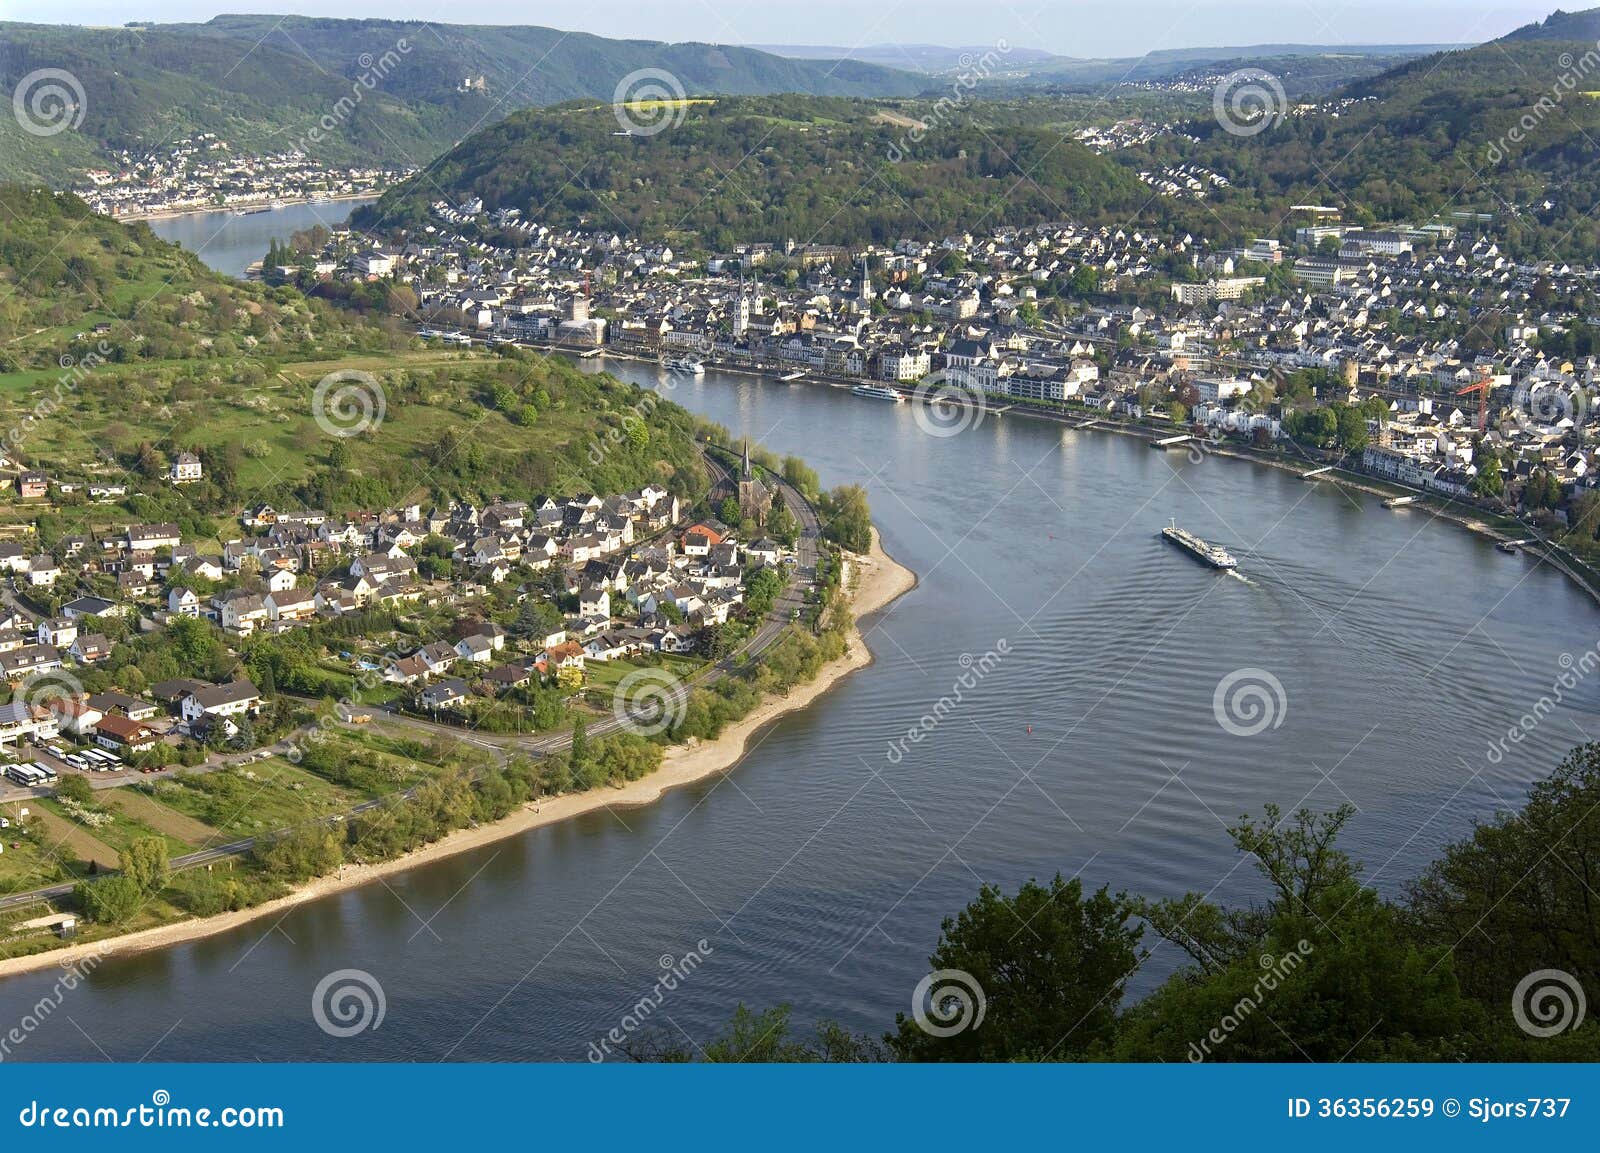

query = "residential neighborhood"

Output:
[[271, 197, 1600, 519]]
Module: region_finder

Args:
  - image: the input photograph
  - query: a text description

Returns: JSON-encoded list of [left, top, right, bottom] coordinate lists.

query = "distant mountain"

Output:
[[1498, 6, 1600, 41], [745, 43, 1062, 74], [356, 95, 1147, 250], [0, 16, 924, 184], [749, 39, 1459, 86], [1126, 16, 1600, 258]]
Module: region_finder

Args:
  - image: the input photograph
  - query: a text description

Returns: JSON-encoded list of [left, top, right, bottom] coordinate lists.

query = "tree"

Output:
[[887, 875, 1141, 1061], [120, 836, 171, 895], [819, 485, 872, 554], [743, 565, 784, 616], [782, 456, 820, 500], [1471, 441, 1504, 498], [54, 773, 94, 804], [1117, 804, 1480, 1061], [1409, 744, 1600, 1015], [75, 875, 142, 923]]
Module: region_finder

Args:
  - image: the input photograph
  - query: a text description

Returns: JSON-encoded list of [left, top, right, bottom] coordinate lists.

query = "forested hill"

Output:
[[1498, 6, 1600, 41], [1125, 14, 1600, 259], [0, 186, 398, 372], [355, 96, 1149, 250], [0, 17, 924, 185]]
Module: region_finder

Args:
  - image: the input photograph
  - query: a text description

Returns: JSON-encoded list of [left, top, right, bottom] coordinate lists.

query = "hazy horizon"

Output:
[[0, 1, 1558, 59]]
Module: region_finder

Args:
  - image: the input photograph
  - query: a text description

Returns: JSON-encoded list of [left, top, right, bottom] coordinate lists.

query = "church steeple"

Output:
[[742, 437, 751, 477]]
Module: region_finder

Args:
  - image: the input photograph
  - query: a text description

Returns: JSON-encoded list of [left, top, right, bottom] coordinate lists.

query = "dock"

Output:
[[1381, 495, 1418, 509], [1302, 466, 1335, 479], [1149, 433, 1195, 450], [778, 371, 806, 382]]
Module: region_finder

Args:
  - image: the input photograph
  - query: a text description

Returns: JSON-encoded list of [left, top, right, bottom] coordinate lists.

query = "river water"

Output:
[[145, 198, 379, 278], [6, 222, 1597, 1062]]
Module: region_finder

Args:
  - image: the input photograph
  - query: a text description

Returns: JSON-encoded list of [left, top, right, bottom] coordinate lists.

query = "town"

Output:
[[73, 136, 411, 219], [275, 197, 1600, 546], [0, 431, 814, 858]]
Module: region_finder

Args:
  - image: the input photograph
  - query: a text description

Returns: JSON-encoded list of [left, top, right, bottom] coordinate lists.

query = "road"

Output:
[[0, 456, 826, 913]]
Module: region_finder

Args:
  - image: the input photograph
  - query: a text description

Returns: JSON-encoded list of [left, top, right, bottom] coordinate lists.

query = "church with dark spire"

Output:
[[737, 438, 773, 526]]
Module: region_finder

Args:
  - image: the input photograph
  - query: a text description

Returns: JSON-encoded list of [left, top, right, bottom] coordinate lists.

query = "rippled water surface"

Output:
[[6, 356, 1597, 1061]]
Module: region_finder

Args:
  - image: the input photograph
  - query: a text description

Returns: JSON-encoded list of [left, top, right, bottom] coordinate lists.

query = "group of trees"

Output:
[[819, 485, 873, 554], [639, 744, 1600, 1062], [74, 837, 170, 926]]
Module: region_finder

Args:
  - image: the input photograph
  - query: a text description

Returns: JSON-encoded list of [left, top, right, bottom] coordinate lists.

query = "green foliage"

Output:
[[742, 564, 784, 617], [888, 875, 1142, 1061], [360, 96, 1145, 248], [1408, 744, 1600, 1022], [73, 874, 142, 924], [0, 186, 396, 370], [119, 837, 171, 896], [254, 822, 344, 883], [53, 774, 93, 805], [819, 485, 873, 553]]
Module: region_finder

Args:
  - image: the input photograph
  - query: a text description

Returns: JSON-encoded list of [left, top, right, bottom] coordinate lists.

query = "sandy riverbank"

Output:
[[0, 532, 916, 980]]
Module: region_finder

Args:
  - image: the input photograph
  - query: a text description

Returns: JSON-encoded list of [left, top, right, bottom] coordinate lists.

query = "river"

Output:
[[144, 198, 379, 278], [5, 225, 1597, 1061]]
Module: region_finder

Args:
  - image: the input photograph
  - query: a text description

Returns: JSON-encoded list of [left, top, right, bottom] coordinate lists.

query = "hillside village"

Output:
[[73, 138, 411, 218], [277, 199, 1600, 519], [0, 451, 800, 795]]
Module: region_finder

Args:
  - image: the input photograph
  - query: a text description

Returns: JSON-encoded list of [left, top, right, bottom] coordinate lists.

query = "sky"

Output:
[[0, 1, 1560, 58]]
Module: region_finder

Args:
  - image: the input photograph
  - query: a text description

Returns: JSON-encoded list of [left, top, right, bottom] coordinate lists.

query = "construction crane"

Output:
[[1456, 373, 1492, 434]]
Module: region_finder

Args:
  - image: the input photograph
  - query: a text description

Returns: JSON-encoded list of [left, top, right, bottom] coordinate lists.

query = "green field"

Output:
[[143, 760, 367, 838]]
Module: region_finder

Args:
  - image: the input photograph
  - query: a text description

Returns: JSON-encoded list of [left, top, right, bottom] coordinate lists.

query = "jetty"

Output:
[[1149, 433, 1195, 450]]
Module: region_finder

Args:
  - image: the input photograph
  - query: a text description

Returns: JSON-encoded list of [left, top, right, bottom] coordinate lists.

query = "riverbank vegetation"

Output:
[[636, 742, 1600, 1062]]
